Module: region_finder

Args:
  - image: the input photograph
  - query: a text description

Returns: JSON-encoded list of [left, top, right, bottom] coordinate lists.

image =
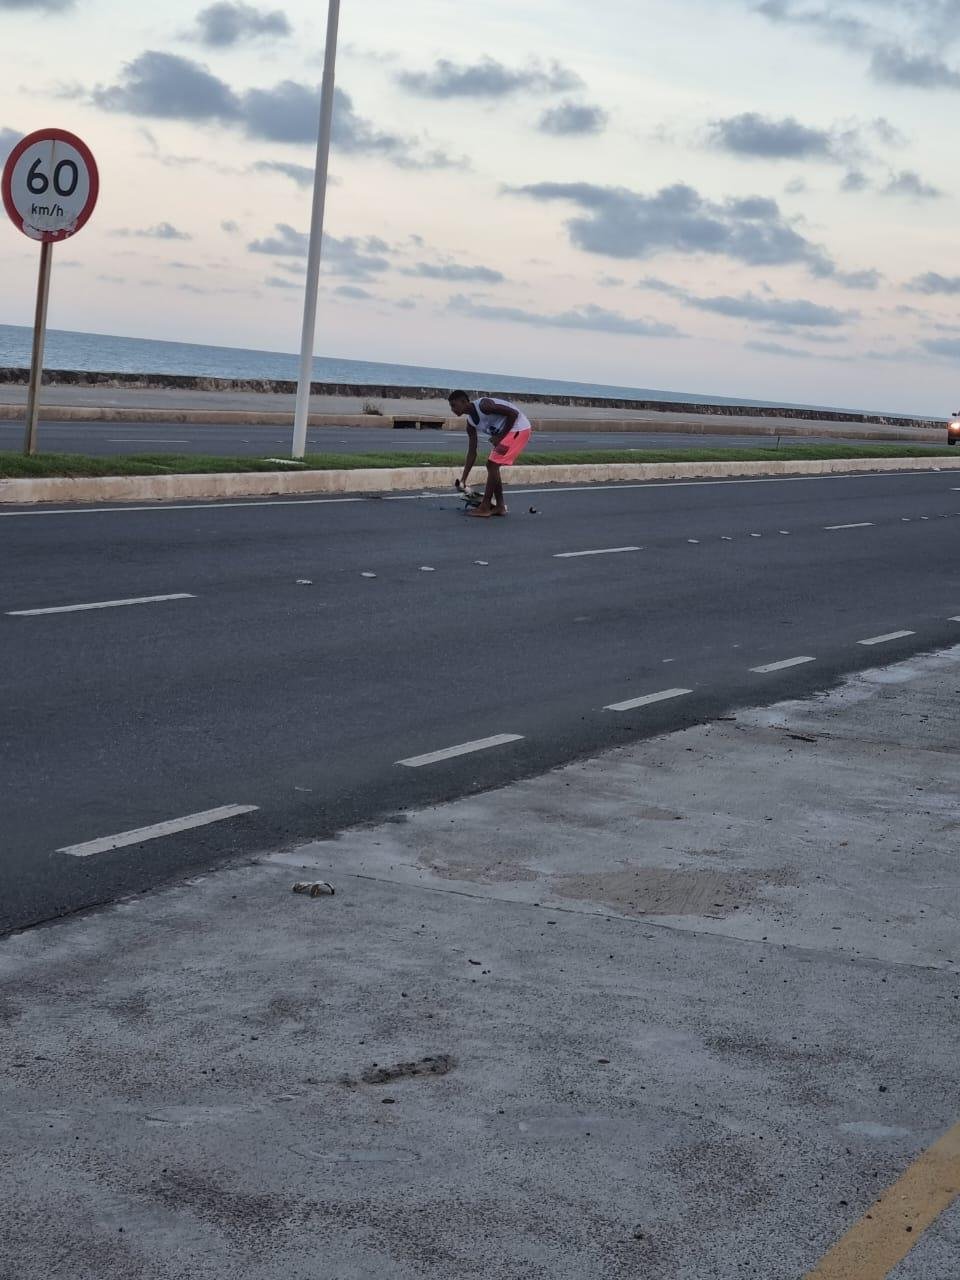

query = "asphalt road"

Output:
[[2, 468, 960, 935], [0, 418, 946, 457]]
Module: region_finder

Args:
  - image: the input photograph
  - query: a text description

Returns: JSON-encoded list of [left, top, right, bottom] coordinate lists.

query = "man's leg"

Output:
[[492, 467, 506, 514], [468, 461, 499, 517]]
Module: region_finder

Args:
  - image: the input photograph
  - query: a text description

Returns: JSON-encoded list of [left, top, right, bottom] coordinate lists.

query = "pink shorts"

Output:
[[489, 428, 531, 467]]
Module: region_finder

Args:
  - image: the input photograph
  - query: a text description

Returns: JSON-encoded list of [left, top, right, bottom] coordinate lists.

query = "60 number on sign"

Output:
[[1, 128, 99, 454]]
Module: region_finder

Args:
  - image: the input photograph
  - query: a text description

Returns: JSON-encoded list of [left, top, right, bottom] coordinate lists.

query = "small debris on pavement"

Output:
[[296, 579, 313, 586], [788, 732, 818, 743], [475, 560, 489, 566], [420, 566, 436, 572], [529, 507, 539, 514], [360, 1055, 457, 1085], [292, 881, 335, 898], [361, 572, 377, 579], [468, 959, 482, 965]]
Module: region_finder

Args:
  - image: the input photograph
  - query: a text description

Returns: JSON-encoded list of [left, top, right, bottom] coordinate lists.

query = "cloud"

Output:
[[746, 340, 823, 358], [754, 1, 960, 90], [334, 285, 373, 299], [112, 222, 192, 241], [709, 112, 834, 159], [840, 168, 870, 192], [94, 51, 241, 121], [638, 277, 853, 327], [403, 262, 505, 283], [538, 102, 608, 136], [507, 180, 833, 272], [882, 170, 943, 197], [450, 294, 680, 337], [247, 226, 392, 280], [248, 223, 307, 256], [870, 45, 960, 89], [0, 0, 73, 8], [252, 159, 315, 187], [921, 337, 960, 357], [832, 268, 882, 290], [92, 54, 454, 169], [0, 127, 22, 165], [322, 235, 392, 279], [266, 275, 299, 289], [906, 271, 960, 294], [189, 3, 292, 47], [753, 0, 876, 51], [221, 219, 241, 234], [784, 177, 808, 194], [396, 57, 582, 99]]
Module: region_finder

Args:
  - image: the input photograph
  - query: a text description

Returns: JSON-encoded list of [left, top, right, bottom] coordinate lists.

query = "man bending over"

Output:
[[448, 391, 533, 518]]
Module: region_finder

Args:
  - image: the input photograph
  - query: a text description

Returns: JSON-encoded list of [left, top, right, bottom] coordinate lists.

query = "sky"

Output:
[[2, 0, 960, 412]]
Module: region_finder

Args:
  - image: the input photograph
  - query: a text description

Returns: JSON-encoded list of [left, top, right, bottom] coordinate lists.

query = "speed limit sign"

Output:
[[3, 128, 98, 242], [2, 128, 99, 454]]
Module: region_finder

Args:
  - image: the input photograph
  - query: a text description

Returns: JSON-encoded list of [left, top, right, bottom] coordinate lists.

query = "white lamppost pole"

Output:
[[292, 0, 342, 459]]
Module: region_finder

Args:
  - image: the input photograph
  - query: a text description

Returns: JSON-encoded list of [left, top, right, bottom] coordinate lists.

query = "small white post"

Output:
[[292, 0, 342, 459]]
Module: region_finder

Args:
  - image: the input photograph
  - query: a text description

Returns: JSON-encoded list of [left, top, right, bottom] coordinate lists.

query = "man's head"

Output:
[[448, 390, 471, 416]]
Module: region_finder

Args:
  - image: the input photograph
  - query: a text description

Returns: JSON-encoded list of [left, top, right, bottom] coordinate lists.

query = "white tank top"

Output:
[[470, 399, 532, 439]]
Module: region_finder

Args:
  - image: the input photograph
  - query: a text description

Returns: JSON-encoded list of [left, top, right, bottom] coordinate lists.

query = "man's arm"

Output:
[[479, 398, 520, 438], [460, 424, 478, 487]]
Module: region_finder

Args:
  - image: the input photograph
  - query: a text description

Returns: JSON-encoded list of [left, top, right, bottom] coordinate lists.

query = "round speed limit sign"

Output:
[[2, 127, 99, 242]]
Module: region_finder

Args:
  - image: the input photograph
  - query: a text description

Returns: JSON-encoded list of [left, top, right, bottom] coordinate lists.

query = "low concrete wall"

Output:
[[3, 454, 959, 506], [0, 365, 941, 428]]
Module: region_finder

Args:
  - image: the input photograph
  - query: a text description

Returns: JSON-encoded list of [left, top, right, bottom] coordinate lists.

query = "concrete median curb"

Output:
[[3, 454, 960, 506]]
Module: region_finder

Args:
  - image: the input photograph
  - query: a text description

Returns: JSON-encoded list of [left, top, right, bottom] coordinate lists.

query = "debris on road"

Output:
[[475, 560, 489, 566], [419, 566, 436, 572], [295, 579, 313, 586], [361, 1055, 457, 1086], [292, 881, 335, 898], [361, 572, 377, 579]]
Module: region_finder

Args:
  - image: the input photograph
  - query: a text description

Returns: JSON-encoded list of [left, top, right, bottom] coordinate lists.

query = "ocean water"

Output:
[[0, 322, 798, 409]]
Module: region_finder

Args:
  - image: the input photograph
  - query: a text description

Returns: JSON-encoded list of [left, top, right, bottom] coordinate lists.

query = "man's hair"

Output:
[[448, 389, 470, 403]]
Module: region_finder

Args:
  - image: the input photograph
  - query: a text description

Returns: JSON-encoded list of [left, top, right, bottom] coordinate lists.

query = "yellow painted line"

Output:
[[804, 1122, 960, 1279]]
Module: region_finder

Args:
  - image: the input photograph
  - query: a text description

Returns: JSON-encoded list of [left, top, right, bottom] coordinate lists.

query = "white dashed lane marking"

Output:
[[7, 593, 195, 617], [554, 546, 642, 559], [858, 630, 916, 646], [397, 734, 524, 768], [604, 688, 693, 713], [58, 805, 260, 857], [750, 656, 816, 674], [825, 522, 874, 530]]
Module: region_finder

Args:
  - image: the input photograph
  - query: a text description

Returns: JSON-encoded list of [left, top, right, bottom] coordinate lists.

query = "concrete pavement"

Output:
[[1, 646, 958, 1278], [2, 469, 960, 935]]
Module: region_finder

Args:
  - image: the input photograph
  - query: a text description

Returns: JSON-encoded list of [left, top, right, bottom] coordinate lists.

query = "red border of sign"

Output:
[[2, 128, 99, 243]]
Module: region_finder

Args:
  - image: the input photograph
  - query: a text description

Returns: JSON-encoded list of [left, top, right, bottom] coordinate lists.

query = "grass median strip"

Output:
[[0, 443, 956, 479]]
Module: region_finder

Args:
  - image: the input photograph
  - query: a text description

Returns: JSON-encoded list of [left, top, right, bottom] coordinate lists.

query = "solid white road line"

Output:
[[554, 546, 642, 558], [397, 734, 524, 768], [750, 656, 816, 674], [0, 497, 367, 517], [604, 688, 693, 713], [58, 804, 260, 857], [824, 522, 874, 530], [858, 630, 916, 646], [7, 593, 195, 617]]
